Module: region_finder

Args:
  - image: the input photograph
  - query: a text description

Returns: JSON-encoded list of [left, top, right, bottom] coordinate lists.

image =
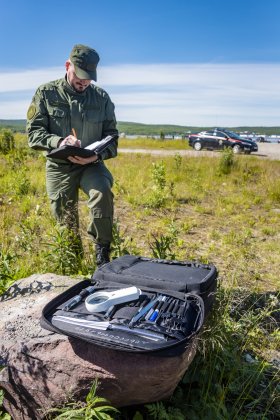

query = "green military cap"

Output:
[[70, 44, 100, 81]]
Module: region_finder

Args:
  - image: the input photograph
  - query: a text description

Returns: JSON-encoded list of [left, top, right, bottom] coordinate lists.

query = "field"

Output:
[[0, 133, 279, 419]]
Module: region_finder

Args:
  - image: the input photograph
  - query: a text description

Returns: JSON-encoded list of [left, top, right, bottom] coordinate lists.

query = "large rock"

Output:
[[0, 274, 197, 420]]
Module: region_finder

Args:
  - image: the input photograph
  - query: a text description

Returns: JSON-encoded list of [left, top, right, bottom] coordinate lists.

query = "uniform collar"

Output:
[[61, 75, 88, 96]]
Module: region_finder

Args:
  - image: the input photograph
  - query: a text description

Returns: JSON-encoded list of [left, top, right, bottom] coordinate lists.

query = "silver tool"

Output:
[[52, 315, 166, 341]]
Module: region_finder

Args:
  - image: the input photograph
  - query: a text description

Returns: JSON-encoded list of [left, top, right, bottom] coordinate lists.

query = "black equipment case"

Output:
[[41, 255, 218, 356]]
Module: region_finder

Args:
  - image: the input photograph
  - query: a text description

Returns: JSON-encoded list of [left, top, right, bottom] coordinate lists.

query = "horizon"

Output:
[[1, 118, 280, 131]]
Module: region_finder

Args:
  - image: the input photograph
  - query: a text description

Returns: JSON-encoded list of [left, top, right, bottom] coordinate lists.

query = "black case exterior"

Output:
[[93, 256, 218, 316], [41, 256, 218, 356]]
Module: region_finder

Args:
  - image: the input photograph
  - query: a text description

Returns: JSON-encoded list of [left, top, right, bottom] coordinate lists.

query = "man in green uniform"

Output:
[[27, 44, 118, 267]]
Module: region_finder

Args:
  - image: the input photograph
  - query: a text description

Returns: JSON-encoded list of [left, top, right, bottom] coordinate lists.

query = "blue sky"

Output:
[[1, 0, 280, 126]]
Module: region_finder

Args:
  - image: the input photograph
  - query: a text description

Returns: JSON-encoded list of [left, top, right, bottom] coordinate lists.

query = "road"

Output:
[[119, 143, 280, 160]]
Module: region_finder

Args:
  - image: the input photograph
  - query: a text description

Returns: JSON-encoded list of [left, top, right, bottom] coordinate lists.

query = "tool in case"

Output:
[[41, 255, 218, 356]]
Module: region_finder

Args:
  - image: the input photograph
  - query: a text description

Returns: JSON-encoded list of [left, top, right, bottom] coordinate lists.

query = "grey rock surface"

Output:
[[0, 274, 197, 420]]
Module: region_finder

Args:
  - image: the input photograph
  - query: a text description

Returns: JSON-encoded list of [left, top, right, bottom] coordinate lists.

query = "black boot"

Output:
[[95, 243, 110, 268]]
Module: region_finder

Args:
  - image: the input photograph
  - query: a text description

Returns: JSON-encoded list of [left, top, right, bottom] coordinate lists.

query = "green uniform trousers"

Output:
[[46, 159, 114, 245]]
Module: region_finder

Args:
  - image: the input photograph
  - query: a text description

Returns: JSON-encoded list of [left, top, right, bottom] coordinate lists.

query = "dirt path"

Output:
[[119, 143, 280, 160]]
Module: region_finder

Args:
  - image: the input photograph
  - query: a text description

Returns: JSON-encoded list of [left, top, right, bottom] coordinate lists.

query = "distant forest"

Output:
[[1, 119, 280, 136]]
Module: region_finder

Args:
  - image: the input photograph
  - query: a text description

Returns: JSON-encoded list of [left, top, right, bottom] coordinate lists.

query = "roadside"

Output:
[[119, 143, 280, 160]]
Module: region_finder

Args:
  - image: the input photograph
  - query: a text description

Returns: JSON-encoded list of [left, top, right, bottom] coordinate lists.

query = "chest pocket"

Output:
[[46, 101, 70, 137], [82, 107, 103, 142], [48, 108, 66, 118], [47, 100, 69, 116], [49, 108, 66, 118]]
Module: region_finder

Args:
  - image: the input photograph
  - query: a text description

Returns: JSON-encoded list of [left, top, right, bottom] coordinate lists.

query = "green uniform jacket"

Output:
[[26, 77, 118, 161]]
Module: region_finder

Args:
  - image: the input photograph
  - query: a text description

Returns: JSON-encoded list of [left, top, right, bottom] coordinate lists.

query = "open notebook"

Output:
[[46, 135, 118, 160]]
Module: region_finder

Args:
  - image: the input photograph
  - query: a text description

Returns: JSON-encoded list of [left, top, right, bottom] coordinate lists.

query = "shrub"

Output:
[[0, 247, 17, 294], [111, 219, 138, 258], [43, 225, 84, 276], [269, 179, 280, 203], [0, 130, 15, 154], [148, 223, 180, 259], [218, 147, 235, 175]]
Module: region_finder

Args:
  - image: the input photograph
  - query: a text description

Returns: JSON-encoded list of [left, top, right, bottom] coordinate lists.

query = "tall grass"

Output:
[[0, 134, 279, 419]]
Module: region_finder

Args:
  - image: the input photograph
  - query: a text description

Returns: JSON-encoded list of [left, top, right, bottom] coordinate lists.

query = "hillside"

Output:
[[0, 119, 26, 132], [117, 122, 280, 136], [1, 119, 280, 136]]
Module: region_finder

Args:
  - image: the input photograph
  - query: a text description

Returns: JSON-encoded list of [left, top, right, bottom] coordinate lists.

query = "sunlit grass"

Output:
[[119, 136, 190, 149], [1, 141, 280, 290]]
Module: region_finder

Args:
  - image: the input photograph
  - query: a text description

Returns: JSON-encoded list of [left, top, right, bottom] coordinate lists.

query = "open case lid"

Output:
[[93, 255, 218, 295]]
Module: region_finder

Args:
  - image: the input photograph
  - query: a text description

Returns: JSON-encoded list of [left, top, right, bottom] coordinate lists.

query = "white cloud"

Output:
[[0, 63, 280, 125], [0, 68, 62, 92]]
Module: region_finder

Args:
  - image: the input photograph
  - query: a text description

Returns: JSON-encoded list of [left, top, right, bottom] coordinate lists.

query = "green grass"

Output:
[[0, 134, 279, 419], [119, 137, 190, 150]]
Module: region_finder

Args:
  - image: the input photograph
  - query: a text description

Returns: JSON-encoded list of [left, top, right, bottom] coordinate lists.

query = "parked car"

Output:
[[258, 136, 280, 143], [188, 129, 258, 154], [256, 136, 267, 142]]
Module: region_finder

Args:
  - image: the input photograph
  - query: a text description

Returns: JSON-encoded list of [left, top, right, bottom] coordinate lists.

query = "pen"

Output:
[[147, 300, 161, 321], [71, 128, 81, 147], [167, 299, 176, 315], [129, 295, 162, 327], [172, 301, 181, 316], [145, 306, 156, 321], [128, 295, 152, 322], [161, 297, 172, 312], [149, 296, 167, 322], [62, 285, 95, 311]]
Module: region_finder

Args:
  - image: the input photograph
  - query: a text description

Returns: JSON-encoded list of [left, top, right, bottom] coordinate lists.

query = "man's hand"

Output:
[[59, 135, 81, 147], [68, 154, 99, 165]]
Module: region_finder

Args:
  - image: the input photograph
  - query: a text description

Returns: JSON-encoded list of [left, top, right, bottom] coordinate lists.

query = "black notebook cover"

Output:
[[46, 135, 118, 160]]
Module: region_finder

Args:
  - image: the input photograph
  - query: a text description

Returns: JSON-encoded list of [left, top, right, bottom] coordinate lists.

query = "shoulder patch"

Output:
[[27, 103, 37, 120]]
